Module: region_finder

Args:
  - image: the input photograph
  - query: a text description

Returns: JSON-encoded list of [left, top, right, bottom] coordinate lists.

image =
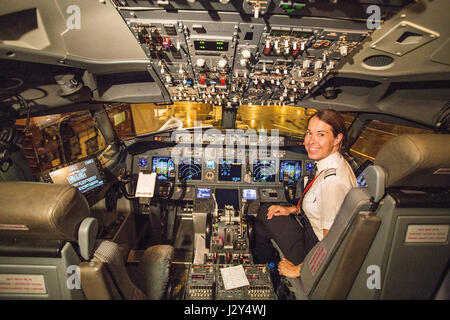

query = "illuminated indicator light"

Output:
[[286, 9, 294, 14], [162, 37, 171, 48], [138, 158, 148, 167], [294, 4, 305, 9]]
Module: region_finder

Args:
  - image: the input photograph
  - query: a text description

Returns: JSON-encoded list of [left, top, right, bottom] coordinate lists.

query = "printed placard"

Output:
[[0, 274, 47, 294], [308, 244, 327, 276], [405, 225, 449, 243]]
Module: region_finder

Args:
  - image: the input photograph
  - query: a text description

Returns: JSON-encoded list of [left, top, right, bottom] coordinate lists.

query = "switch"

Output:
[[263, 41, 272, 55], [200, 75, 206, 85], [162, 36, 171, 49], [220, 75, 226, 86]]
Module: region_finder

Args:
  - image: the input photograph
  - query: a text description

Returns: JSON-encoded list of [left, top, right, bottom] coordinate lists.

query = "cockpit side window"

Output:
[[15, 110, 107, 179], [348, 120, 432, 163]]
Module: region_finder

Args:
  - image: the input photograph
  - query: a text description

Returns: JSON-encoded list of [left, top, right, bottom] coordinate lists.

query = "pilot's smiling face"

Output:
[[304, 116, 342, 161]]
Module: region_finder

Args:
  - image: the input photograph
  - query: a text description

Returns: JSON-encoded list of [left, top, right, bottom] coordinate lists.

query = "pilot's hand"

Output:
[[266, 205, 296, 220], [278, 258, 302, 278]]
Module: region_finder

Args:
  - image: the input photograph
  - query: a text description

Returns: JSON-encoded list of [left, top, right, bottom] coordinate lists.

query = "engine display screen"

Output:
[[48, 158, 104, 194], [194, 40, 229, 51], [152, 157, 175, 180], [279, 160, 302, 184], [218, 159, 242, 182]]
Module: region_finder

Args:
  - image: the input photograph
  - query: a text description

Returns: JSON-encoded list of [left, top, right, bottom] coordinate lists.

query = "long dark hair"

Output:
[[310, 109, 347, 151]]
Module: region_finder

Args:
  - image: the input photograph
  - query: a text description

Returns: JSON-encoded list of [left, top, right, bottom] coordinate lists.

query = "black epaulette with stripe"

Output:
[[324, 168, 337, 179]]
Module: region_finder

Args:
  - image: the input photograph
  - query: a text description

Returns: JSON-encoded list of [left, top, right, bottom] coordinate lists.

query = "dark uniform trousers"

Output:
[[253, 203, 316, 266]]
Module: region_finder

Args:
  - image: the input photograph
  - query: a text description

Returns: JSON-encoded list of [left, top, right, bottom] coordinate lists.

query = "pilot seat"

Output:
[[270, 133, 450, 300], [0, 181, 173, 300]]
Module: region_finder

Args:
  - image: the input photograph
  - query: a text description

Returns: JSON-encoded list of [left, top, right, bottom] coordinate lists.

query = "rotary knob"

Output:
[[242, 49, 251, 59], [196, 58, 206, 68], [218, 58, 228, 69]]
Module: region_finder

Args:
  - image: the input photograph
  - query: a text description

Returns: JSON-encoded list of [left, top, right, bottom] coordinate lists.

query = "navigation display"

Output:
[[48, 158, 104, 194], [253, 159, 276, 183], [152, 157, 175, 180], [178, 158, 202, 181], [280, 160, 302, 184], [218, 159, 242, 182]]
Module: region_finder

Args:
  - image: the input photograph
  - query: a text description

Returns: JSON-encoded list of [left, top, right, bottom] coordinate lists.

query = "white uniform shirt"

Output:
[[302, 152, 357, 241]]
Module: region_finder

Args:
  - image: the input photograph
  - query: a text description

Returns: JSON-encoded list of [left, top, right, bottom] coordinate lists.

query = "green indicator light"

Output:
[[294, 4, 305, 9], [286, 9, 294, 14], [282, 4, 291, 9]]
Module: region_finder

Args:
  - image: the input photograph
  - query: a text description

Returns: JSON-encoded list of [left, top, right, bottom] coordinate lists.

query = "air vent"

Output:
[[363, 55, 394, 68]]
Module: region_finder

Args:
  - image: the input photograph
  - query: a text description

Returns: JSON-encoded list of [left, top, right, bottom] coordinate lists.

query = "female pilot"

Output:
[[253, 109, 357, 278]]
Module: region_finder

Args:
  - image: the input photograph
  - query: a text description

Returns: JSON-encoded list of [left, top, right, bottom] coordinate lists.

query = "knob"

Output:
[[218, 58, 227, 68], [302, 59, 311, 69], [196, 58, 205, 67], [242, 49, 251, 59], [314, 60, 323, 70]]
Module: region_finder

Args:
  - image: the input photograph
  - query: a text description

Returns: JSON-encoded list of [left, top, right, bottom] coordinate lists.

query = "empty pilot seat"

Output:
[[0, 182, 173, 300], [274, 133, 450, 300]]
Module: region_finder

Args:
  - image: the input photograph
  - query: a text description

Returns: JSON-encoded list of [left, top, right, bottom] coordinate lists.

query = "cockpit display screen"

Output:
[[194, 40, 229, 52], [218, 159, 242, 182], [152, 157, 175, 180], [280, 160, 302, 184], [196, 188, 211, 199], [48, 158, 104, 194], [242, 189, 258, 200], [178, 158, 202, 181], [253, 159, 276, 182]]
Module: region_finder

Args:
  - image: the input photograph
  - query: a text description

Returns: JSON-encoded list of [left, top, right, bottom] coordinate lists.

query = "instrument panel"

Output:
[[129, 134, 314, 203], [114, 2, 373, 106]]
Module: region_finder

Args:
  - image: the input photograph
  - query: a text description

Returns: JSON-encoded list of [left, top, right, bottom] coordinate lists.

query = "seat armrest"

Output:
[[79, 260, 113, 300]]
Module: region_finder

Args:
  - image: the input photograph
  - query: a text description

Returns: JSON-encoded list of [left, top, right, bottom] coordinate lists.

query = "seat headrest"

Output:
[[374, 134, 450, 188], [0, 182, 90, 241]]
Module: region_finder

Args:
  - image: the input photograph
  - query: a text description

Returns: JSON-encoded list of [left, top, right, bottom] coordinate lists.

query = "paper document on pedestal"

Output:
[[135, 172, 156, 198], [220, 265, 250, 290], [193, 234, 209, 264]]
